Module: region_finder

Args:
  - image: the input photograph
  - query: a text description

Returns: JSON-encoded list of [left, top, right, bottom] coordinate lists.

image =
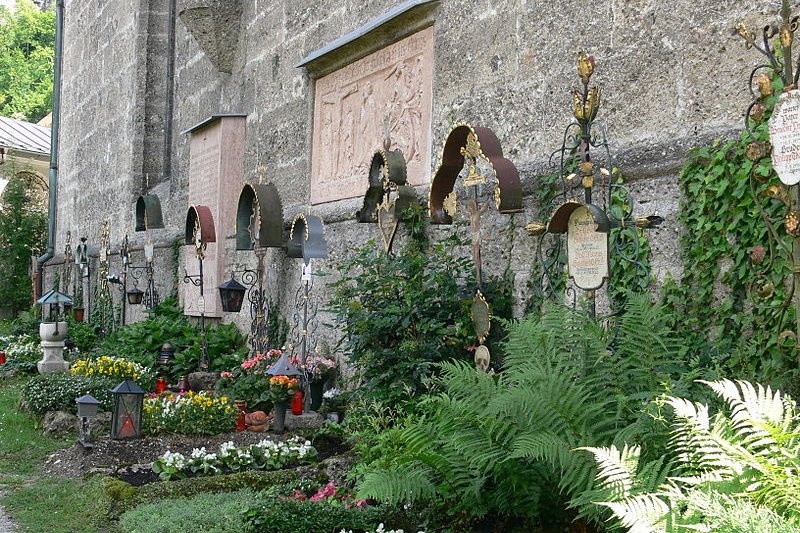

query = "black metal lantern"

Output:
[[218, 276, 247, 313], [76, 394, 100, 448], [110, 379, 144, 439], [158, 342, 175, 367], [126, 287, 144, 305]]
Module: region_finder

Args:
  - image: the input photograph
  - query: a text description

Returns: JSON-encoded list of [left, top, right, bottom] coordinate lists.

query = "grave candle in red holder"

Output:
[[0, 351, 6, 365], [291, 391, 303, 415], [235, 400, 247, 431], [155, 377, 167, 394]]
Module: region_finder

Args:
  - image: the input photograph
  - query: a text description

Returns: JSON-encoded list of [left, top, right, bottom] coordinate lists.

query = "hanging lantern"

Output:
[[110, 379, 144, 439], [217, 276, 247, 313], [126, 288, 145, 305]]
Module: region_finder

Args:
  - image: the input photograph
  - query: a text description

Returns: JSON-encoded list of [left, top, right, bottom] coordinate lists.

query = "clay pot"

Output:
[[245, 411, 267, 427]]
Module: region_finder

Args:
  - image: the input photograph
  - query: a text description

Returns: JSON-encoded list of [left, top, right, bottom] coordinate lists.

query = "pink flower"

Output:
[[220, 371, 234, 379]]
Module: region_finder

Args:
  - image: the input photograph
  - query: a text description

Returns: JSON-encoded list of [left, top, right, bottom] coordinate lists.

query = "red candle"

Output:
[[235, 400, 247, 431], [155, 377, 167, 394], [0, 352, 6, 365], [291, 391, 303, 416]]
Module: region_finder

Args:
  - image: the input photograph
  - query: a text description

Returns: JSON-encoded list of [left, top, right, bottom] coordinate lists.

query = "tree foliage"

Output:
[[0, 0, 54, 122], [0, 172, 47, 313]]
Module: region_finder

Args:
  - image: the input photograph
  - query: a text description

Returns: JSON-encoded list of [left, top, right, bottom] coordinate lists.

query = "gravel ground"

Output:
[[0, 493, 17, 533]]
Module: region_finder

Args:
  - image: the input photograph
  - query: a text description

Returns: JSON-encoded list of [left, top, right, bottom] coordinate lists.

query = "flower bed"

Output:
[[143, 391, 236, 436], [0, 334, 41, 374], [151, 436, 317, 480], [70, 355, 151, 382], [215, 349, 283, 411]]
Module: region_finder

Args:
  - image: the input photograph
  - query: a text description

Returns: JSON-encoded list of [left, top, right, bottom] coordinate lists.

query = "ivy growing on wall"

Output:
[[664, 74, 798, 393]]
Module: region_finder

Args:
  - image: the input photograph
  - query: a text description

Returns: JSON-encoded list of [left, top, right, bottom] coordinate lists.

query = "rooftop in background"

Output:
[[0, 116, 51, 156]]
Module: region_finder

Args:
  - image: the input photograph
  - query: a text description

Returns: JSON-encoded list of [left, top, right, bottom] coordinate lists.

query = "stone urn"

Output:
[[38, 321, 69, 373], [39, 321, 68, 342]]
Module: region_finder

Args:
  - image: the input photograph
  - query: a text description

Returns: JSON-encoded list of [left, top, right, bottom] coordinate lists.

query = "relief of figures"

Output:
[[311, 29, 433, 204]]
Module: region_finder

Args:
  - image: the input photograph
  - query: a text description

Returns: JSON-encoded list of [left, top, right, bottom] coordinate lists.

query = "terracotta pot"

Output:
[[73, 307, 85, 322]]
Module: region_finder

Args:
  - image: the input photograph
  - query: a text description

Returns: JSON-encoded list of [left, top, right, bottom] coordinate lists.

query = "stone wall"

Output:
[[49, 0, 776, 344]]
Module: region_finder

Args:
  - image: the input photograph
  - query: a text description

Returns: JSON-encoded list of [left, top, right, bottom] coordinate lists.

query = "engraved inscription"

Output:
[[311, 27, 434, 204], [567, 206, 609, 290]]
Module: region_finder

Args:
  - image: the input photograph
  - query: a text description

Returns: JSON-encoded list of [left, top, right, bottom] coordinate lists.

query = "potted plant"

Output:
[[268, 375, 300, 432], [303, 355, 337, 410], [320, 388, 349, 423]]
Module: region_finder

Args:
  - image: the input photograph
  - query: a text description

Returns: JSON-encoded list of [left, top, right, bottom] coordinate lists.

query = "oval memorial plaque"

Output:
[[770, 89, 800, 186], [567, 205, 609, 290]]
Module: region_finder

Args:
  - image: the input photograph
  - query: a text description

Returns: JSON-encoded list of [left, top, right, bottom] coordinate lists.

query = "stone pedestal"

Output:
[[285, 411, 324, 431], [188, 371, 218, 391], [38, 322, 69, 374]]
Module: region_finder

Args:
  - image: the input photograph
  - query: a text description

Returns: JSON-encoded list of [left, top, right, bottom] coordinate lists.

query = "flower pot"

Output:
[[273, 402, 287, 432], [73, 307, 85, 322], [309, 381, 324, 411], [39, 321, 68, 342]]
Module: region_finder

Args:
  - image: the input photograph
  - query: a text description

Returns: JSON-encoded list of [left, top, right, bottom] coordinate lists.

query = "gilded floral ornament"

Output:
[[785, 210, 800, 236], [763, 183, 789, 204], [577, 51, 595, 85], [460, 132, 487, 186], [443, 191, 458, 217], [736, 22, 756, 48], [525, 221, 547, 236]]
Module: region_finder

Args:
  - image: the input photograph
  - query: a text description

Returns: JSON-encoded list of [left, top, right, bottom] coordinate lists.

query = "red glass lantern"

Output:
[[110, 380, 144, 439], [176, 376, 191, 393], [235, 400, 247, 431], [155, 377, 167, 394], [291, 390, 303, 416], [0, 351, 6, 365]]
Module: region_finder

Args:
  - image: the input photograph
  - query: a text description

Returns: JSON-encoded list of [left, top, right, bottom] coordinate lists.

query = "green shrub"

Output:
[[118, 489, 255, 533], [243, 496, 397, 533], [98, 298, 247, 379], [328, 206, 513, 409], [584, 379, 800, 532], [21, 373, 116, 416]]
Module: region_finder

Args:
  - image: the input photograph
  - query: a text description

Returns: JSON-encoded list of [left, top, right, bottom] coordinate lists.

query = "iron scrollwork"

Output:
[[526, 52, 662, 317]]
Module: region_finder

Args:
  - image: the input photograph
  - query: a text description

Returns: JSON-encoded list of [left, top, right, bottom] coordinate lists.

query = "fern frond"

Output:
[[598, 494, 670, 533], [579, 445, 640, 499], [357, 461, 437, 504]]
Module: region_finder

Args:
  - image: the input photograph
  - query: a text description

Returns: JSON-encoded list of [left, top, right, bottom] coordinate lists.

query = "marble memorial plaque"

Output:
[[311, 27, 434, 204], [185, 116, 246, 317], [567, 205, 608, 290], [770, 89, 800, 186]]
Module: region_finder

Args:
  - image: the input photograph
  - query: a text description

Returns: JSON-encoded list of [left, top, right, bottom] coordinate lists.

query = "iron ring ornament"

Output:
[[428, 122, 523, 225], [225, 182, 286, 355], [288, 214, 328, 264], [357, 149, 418, 253], [739, 0, 800, 359], [135, 195, 165, 231]]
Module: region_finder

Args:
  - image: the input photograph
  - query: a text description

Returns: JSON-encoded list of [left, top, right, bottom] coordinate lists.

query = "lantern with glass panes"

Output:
[[110, 379, 144, 439], [76, 394, 100, 448]]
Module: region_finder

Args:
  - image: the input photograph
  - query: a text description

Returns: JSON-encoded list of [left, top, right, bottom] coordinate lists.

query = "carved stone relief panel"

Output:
[[311, 26, 434, 204]]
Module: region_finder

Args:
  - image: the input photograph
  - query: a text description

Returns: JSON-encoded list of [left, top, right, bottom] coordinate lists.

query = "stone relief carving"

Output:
[[311, 27, 433, 204]]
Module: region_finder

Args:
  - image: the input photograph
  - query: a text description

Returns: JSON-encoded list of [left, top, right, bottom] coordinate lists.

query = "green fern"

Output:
[[584, 379, 800, 531], [357, 297, 683, 526]]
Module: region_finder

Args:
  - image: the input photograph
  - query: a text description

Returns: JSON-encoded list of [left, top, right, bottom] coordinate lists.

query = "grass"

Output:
[[3, 477, 113, 533], [0, 377, 72, 478], [0, 377, 112, 532]]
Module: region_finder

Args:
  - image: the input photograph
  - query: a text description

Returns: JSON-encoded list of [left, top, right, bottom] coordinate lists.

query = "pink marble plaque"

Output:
[[311, 27, 434, 204], [185, 116, 245, 317]]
